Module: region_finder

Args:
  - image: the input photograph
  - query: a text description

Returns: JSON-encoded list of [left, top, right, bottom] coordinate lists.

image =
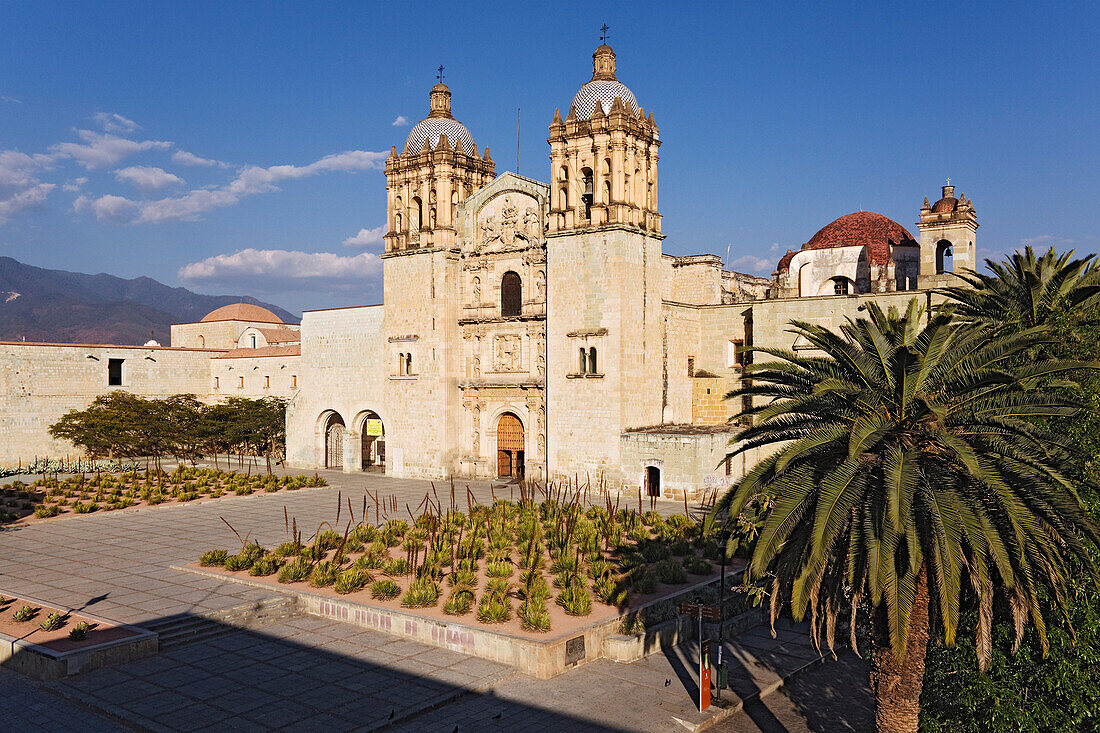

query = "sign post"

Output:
[[681, 602, 720, 712]]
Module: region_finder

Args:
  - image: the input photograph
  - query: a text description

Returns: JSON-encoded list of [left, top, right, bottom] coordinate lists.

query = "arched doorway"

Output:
[[496, 412, 525, 479], [360, 412, 385, 473], [324, 414, 345, 469], [645, 466, 661, 498]]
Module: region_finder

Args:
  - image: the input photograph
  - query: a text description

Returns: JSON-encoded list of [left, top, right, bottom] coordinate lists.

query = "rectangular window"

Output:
[[725, 456, 732, 476], [687, 357, 695, 377], [291, 375, 297, 388], [238, 376, 244, 389], [214, 376, 219, 389], [107, 358, 124, 386], [264, 376, 270, 389]]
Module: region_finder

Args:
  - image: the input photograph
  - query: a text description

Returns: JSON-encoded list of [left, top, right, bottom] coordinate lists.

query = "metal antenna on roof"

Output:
[[437, 65, 445, 83], [600, 24, 610, 43], [517, 107, 521, 175]]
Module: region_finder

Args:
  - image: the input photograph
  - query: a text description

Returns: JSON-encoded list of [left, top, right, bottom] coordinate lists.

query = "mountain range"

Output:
[[0, 257, 298, 346]]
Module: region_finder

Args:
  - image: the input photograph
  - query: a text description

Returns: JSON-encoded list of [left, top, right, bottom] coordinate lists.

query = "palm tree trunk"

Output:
[[870, 566, 930, 733]]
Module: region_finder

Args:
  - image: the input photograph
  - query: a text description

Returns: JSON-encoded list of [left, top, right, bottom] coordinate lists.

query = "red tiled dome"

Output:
[[200, 303, 283, 324], [803, 211, 916, 266], [776, 248, 798, 273]]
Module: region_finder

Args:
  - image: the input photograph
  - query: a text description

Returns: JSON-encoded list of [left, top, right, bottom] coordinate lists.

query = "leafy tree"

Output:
[[713, 299, 1100, 732]]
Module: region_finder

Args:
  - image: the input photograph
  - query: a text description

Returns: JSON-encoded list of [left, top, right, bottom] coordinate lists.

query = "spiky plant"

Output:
[[518, 598, 551, 632], [68, 621, 90, 641], [277, 557, 311, 584], [443, 588, 475, 616], [199, 549, 229, 567], [401, 578, 441, 608], [370, 579, 401, 601], [309, 561, 339, 587], [333, 568, 371, 595], [556, 583, 592, 617], [712, 298, 1100, 732], [477, 591, 512, 624]]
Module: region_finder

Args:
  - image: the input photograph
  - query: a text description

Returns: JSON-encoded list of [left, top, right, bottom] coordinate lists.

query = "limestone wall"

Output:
[[209, 353, 302, 399], [0, 342, 220, 464], [619, 428, 734, 501]]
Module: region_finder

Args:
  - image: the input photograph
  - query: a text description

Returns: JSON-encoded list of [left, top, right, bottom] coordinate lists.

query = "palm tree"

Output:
[[713, 299, 1100, 732], [939, 245, 1100, 332]]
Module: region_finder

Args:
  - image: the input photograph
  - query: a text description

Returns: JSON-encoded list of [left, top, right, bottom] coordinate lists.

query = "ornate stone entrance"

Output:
[[496, 412, 524, 479], [324, 414, 345, 469]]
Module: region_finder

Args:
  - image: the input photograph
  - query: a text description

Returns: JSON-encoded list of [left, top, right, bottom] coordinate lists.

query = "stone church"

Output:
[[0, 44, 979, 500], [280, 43, 979, 499]]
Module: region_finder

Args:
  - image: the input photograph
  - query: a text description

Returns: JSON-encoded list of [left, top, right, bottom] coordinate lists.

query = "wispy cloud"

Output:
[[1, 95, 22, 104], [342, 225, 385, 249], [1020, 234, 1076, 247], [129, 150, 388, 224], [114, 165, 184, 192], [179, 249, 382, 290], [729, 253, 777, 274], [62, 177, 87, 192], [93, 112, 140, 134], [172, 150, 228, 168], [0, 183, 54, 223], [392, 115, 409, 127], [49, 129, 171, 170]]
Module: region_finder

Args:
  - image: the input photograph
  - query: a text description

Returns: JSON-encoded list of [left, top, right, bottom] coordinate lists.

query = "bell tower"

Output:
[[917, 182, 979, 288], [547, 43, 661, 234], [384, 79, 494, 253]]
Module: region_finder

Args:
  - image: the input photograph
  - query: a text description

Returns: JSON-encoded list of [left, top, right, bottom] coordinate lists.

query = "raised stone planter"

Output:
[[0, 593, 157, 681]]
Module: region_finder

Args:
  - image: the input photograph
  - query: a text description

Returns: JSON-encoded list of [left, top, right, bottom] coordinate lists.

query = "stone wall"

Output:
[[0, 342, 220, 464]]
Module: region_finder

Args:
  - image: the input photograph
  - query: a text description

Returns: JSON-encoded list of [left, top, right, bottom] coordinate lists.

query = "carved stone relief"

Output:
[[493, 335, 523, 372], [475, 193, 542, 253]]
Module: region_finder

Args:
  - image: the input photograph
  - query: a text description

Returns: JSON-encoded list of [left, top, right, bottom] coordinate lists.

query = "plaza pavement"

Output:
[[0, 466, 858, 731]]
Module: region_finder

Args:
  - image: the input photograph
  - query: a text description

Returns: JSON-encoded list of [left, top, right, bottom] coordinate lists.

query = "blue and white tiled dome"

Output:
[[571, 79, 639, 119], [404, 117, 477, 156]]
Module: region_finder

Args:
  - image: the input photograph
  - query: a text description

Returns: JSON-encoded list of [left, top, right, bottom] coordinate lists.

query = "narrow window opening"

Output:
[[264, 376, 270, 389], [588, 347, 598, 375], [501, 271, 522, 317], [107, 358, 123, 386], [579, 347, 587, 374], [936, 240, 954, 274], [833, 277, 850, 296], [687, 356, 695, 377], [291, 375, 297, 388], [250, 334, 257, 349], [406, 353, 413, 375], [214, 376, 219, 389], [238, 376, 244, 389]]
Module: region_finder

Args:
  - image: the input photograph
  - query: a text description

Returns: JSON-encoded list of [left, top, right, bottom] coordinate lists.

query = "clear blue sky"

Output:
[[1, 1, 1097, 313]]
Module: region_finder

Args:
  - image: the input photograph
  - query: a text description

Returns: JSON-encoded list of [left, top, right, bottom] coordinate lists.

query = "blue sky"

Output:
[[1, 1, 1097, 314]]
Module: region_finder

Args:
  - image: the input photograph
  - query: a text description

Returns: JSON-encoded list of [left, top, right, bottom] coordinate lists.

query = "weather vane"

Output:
[[437, 65, 445, 83], [600, 24, 610, 43]]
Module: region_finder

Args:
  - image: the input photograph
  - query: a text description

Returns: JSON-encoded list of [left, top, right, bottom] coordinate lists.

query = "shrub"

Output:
[[354, 552, 385, 571], [486, 578, 511, 597], [40, 612, 65, 631], [12, 605, 36, 622], [641, 511, 662, 526], [370, 579, 401, 601], [617, 551, 646, 570], [72, 501, 98, 514], [249, 556, 281, 576], [448, 568, 478, 588], [594, 576, 630, 606], [519, 574, 551, 603], [200, 548, 230, 567], [588, 559, 613, 579], [344, 537, 365, 553], [309, 561, 339, 587], [683, 556, 712, 575], [401, 579, 441, 608], [656, 558, 687, 585], [639, 540, 672, 563], [272, 541, 301, 559], [382, 557, 411, 577], [33, 504, 60, 518], [317, 530, 343, 551], [485, 560, 513, 578], [669, 539, 692, 556], [443, 588, 475, 616], [299, 544, 326, 561], [556, 584, 592, 616], [350, 524, 378, 543], [333, 568, 371, 595], [277, 557, 311, 583], [417, 561, 444, 582], [619, 613, 645, 635], [630, 569, 658, 595], [519, 599, 552, 632], [549, 554, 578, 575], [223, 554, 249, 571], [68, 621, 90, 641], [477, 592, 511, 624]]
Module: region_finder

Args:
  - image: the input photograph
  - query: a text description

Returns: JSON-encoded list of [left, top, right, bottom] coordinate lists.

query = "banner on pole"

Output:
[[699, 638, 711, 711]]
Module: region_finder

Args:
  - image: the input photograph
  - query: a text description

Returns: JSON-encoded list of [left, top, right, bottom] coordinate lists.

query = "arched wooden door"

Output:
[[325, 417, 345, 469], [496, 413, 525, 479]]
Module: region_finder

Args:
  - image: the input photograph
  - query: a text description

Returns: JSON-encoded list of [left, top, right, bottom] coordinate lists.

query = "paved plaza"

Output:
[[0, 467, 863, 731]]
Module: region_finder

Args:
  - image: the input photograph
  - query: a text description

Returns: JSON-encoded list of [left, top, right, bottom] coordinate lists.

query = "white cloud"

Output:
[[1020, 234, 1077, 248], [392, 115, 409, 126], [93, 112, 140, 134], [114, 165, 184, 191], [0, 183, 54, 223], [768, 242, 780, 253], [179, 249, 382, 287], [132, 149, 387, 224], [172, 150, 227, 168], [729, 254, 777, 274], [73, 193, 140, 222], [1, 96, 21, 104], [49, 129, 171, 170], [62, 177, 87, 192], [342, 225, 385, 248], [0, 150, 53, 190]]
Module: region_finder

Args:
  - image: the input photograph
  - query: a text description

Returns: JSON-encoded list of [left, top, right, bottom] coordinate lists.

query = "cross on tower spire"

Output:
[[600, 24, 610, 43], [436, 65, 445, 83], [946, 177, 951, 185]]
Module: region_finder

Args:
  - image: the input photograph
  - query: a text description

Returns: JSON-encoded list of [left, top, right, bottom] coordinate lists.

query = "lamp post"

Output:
[[716, 528, 730, 700]]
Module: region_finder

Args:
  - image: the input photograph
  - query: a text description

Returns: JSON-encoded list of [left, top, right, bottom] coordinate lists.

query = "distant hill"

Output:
[[0, 257, 298, 346]]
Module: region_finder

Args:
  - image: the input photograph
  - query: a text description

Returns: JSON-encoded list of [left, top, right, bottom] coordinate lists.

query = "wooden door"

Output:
[[496, 413, 524, 478]]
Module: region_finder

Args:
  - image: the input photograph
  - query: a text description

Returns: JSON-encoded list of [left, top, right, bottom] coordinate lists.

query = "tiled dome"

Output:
[[200, 303, 283, 324], [803, 212, 917, 266], [571, 79, 639, 119], [404, 117, 477, 156]]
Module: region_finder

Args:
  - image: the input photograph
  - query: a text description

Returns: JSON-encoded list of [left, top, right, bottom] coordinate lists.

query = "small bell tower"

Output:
[[917, 181, 979, 287]]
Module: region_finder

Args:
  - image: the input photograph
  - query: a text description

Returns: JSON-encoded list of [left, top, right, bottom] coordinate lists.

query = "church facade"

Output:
[[281, 43, 979, 499]]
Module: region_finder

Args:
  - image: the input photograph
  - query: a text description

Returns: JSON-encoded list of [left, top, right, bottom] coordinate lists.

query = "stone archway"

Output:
[[496, 412, 525, 479], [324, 413, 345, 469], [645, 466, 661, 498], [360, 412, 385, 473]]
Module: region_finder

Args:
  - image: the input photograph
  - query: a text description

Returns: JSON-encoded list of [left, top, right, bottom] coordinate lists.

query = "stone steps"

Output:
[[143, 596, 299, 649]]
